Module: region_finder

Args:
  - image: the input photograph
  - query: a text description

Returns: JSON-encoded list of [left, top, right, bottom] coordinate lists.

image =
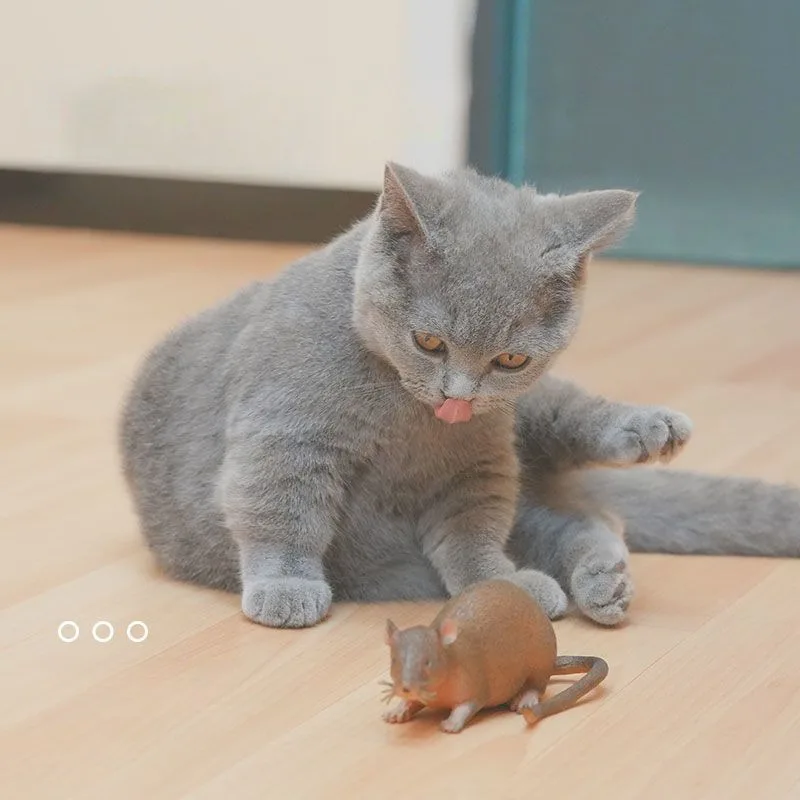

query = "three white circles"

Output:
[[57, 620, 148, 643]]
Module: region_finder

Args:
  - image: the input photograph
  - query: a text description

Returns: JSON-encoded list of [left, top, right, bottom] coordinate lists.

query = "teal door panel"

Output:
[[471, 0, 800, 268]]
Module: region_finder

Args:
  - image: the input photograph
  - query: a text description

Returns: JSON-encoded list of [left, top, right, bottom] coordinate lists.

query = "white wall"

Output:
[[1, 0, 475, 190]]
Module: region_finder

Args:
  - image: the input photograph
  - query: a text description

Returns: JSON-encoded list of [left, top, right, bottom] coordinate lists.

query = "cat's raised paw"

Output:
[[242, 577, 332, 628], [571, 551, 634, 626], [505, 569, 568, 620], [599, 406, 692, 466]]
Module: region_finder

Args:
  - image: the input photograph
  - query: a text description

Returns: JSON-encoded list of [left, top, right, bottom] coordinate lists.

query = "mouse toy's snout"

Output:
[[400, 660, 424, 694], [380, 673, 428, 706]]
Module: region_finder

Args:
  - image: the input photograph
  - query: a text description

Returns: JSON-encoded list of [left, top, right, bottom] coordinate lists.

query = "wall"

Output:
[[0, 0, 475, 190]]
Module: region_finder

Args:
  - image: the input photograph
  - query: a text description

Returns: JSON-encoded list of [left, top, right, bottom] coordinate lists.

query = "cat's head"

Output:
[[353, 162, 637, 422]]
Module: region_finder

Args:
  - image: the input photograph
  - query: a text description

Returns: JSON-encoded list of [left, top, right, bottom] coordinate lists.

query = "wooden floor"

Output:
[[2, 224, 800, 800]]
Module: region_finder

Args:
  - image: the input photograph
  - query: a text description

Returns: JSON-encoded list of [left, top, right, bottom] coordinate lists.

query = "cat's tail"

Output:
[[574, 467, 800, 557]]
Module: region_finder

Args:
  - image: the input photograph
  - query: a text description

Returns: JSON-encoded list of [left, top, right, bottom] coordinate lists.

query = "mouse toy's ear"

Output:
[[439, 618, 459, 647], [385, 619, 399, 646]]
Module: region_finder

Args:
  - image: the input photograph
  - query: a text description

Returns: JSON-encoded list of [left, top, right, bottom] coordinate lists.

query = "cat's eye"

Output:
[[493, 352, 530, 371], [413, 332, 446, 354]]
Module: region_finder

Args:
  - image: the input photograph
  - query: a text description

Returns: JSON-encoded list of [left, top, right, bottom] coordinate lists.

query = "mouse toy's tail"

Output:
[[521, 655, 609, 725]]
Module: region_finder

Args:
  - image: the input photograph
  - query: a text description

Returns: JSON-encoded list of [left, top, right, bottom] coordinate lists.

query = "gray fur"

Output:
[[119, 162, 800, 630], [568, 468, 800, 557], [508, 375, 695, 624], [508, 375, 800, 623]]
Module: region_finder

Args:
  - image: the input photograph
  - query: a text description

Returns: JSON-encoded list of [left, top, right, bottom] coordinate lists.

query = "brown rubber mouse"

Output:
[[382, 578, 609, 733]]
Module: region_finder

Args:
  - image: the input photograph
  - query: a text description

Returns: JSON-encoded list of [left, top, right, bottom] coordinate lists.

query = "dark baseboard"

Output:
[[0, 168, 379, 244]]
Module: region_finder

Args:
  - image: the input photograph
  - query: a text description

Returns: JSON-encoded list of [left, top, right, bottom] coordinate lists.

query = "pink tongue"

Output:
[[434, 398, 473, 424]]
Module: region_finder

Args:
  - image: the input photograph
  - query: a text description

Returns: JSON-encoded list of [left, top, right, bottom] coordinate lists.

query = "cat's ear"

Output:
[[545, 189, 638, 281], [377, 162, 437, 241], [558, 189, 639, 254], [385, 619, 399, 646]]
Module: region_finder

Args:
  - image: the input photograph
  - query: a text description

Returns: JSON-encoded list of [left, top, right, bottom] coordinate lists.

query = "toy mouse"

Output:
[[382, 578, 609, 733]]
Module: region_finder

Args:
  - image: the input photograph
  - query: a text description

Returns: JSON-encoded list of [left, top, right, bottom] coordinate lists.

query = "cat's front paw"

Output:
[[505, 569, 568, 620], [242, 577, 332, 628], [571, 549, 634, 626], [598, 407, 692, 466]]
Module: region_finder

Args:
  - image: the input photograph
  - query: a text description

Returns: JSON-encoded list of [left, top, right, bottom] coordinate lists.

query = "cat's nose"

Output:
[[443, 372, 477, 400]]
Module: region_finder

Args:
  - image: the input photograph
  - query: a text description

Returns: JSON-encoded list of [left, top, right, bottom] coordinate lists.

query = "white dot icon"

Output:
[[92, 621, 115, 643], [58, 621, 80, 643], [126, 621, 149, 643]]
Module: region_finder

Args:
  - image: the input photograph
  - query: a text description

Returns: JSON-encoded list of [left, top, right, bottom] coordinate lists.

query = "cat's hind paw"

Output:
[[571, 550, 634, 626], [242, 577, 332, 628]]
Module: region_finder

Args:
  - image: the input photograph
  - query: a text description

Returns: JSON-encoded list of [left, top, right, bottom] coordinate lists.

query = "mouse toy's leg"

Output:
[[509, 686, 541, 715], [440, 701, 481, 734], [383, 699, 425, 724]]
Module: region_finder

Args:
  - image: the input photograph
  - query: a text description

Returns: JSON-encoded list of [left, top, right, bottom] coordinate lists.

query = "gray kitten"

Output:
[[119, 162, 800, 629]]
